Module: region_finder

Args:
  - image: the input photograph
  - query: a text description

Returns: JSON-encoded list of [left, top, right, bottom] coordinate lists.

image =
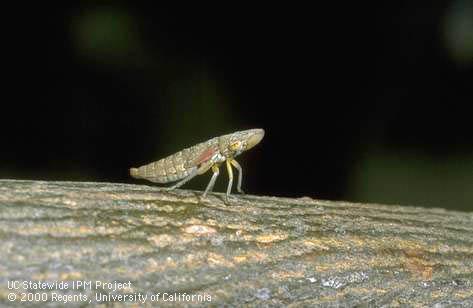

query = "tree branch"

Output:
[[1, 179, 472, 306]]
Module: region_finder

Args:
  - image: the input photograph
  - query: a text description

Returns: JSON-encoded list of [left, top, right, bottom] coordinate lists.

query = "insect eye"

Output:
[[229, 141, 242, 151]]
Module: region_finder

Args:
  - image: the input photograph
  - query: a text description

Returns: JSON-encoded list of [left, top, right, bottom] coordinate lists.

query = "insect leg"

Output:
[[225, 159, 234, 202], [167, 168, 198, 190], [203, 164, 220, 197], [230, 159, 245, 194]]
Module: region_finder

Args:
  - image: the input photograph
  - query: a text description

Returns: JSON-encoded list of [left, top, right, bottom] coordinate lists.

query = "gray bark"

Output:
[[0, 179, 472, 307]]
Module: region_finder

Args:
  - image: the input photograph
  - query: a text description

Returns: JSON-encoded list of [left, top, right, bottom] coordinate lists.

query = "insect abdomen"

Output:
[[130, 137, 220, 183], [130, 149, 194, 183], [130, 144, 206, 183]]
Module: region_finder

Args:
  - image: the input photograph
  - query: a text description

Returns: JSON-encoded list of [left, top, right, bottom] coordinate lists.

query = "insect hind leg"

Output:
[[203, 165, 220, 197], [167, 168, 198, 190]]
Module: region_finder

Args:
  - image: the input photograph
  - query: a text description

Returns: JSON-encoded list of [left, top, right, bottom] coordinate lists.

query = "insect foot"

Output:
[[224, 194, 238, 205]]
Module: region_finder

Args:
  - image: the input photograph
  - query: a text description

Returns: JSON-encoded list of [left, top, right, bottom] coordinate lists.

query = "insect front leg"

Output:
[[225, 159, 234, 203], [203, 164, 220, 197], [230, 159, 245, 194]]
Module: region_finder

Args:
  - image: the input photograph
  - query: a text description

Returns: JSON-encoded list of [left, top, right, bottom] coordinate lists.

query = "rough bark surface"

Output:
[[0, 179, 472, 307]]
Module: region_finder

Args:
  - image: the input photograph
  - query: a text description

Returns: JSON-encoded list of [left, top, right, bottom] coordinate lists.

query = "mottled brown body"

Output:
[[130, 138, 218, 183], [130, 129, 264, 201]]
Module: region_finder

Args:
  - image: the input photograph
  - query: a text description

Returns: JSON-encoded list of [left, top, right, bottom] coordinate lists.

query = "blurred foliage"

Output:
[[159, 73, 233, 154], [349, 149, 473, 211], [155, 73, 235, 192], [443, 0, 473, 67], [71, 6, 149, 67]]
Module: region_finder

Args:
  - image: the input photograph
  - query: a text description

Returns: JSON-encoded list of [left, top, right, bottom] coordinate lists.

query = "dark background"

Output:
[[3, 3, 473, 211]]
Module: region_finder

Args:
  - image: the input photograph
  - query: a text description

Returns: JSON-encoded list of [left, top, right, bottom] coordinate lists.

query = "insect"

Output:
[[130, 128, 264, 202]]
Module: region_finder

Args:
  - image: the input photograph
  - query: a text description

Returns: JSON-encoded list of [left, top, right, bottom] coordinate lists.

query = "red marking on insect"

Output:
[[193, 146, 218, 166]]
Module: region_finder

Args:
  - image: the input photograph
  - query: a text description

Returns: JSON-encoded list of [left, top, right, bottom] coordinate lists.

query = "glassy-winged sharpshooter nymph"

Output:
[[130, 129, 264, 202]]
